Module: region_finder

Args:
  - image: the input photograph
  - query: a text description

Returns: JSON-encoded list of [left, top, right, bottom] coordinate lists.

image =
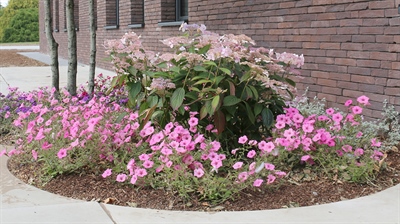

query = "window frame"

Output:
[[104, 0, 119, 30]]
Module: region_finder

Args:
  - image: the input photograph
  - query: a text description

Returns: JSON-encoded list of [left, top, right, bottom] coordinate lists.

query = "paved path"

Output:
[[0, 46, 115, 95]]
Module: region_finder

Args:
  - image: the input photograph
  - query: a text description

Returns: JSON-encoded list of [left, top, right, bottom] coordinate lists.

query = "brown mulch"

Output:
[[0, 50, 47, 67], [7, 148, 400, 211]]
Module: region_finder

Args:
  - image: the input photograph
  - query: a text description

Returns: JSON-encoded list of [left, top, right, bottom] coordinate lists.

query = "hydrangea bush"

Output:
[[104, 23, 305, 150]]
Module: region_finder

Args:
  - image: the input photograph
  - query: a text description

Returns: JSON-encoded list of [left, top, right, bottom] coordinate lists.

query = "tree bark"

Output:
[[66, 0, 77, 96], [44, 0, 59, 94], [88, 0, 96, 94]]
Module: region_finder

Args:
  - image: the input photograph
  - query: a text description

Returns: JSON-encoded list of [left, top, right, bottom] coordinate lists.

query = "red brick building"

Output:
[[39, 0, 400, 119]]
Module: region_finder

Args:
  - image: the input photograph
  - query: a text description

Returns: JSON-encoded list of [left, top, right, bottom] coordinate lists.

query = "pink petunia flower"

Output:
[[238, 135, 248, 144], [352, 106, 363, 115], [32, 150, 38, 160], [193, 168, 205, 178], [253, 179, 264, 187], [237, 172, 248, 182], [264, 163, 275, 170], [344, 99, 353, 107], [267, 174, 276, 184], [371, 138, 381, 147], [102, 168, 112, 178], [130, 175, 138, 184], [247, 150, 256, 158], [326, 108, 335, 115], [116, 174, 127, 182], [357, 95, 370, 105], [232, 162, 243, 170], [57, 148, 67, 159], [354, 148, 364, 157]]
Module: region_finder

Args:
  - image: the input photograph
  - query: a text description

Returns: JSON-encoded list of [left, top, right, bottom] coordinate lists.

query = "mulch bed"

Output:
[[6, 148, 400, 211]]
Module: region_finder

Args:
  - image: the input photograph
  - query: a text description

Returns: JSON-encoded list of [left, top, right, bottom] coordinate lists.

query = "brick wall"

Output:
[[39, 0, 400, 119]]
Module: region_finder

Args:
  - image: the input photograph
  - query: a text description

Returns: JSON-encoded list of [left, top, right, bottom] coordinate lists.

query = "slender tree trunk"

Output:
[[44, 0, 59, 94], [66, 0, 77, 96], [88, 0, 96, 94]]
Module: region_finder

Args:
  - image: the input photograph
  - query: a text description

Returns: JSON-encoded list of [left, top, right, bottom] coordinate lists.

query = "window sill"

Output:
[[128, 23, 144, 29], [104, 25, 119, 30], [158, 21, 184, 27]]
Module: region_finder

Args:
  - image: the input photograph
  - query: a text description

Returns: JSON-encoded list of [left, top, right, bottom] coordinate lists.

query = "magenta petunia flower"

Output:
[[238, 135, 248, 144], [57, 148, 67, 159], [116, 174, 127, 182], [264, 163, 275, 170], [247, 150, 256, 158], [232, 162, 243, 170], [193, 168, 204, 178], [357, 95, 370, 105], [344, 99, 353, 107], [352, 106, 363, 115], [253, 179, 264, 187], [102, 168, 112, 178]]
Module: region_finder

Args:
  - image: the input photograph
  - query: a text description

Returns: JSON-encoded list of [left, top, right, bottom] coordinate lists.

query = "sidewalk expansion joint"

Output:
[[99, 203, 117, 224]]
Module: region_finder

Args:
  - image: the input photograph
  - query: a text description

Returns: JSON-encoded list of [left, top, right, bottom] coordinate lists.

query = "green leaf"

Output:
[[185, 91, 198, 100], [245, 86, 253, 100], [157, 62, 168, 68], [147, 95, 159, 107], [200, 105, 207, 120], [151, 110, 164, 123], [212, 76, 225, 86], [170, 66, 181, 73], [244, 102, 255, 124], [194, 66, 208, 72], [223, 95, 242, 107], [127, 81, 142, 103], [249, 86, 259, 101], [193, 80, 212, 86], [219, 67, 231, 75], [254, 104, 263, 116], [285, 78, 296, 87], [128, 66, 138, 76], [240, 72, 252, 83], [262, 108, 274, 128], [203, 61, 217, 67], [170, 87, 185, 110], [198, 44, 211, 54], [211, 95, 220, 114]]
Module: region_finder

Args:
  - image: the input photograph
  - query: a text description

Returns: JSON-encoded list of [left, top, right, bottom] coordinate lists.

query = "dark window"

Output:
[[63, 0, 66, 30], [74, 0, 79, 30], [105, 0, 119, 29], [54, 0, 59, 32], [159, 0, 188, 26], [129, 0, 144, 28], [176, 0, 188, 22]]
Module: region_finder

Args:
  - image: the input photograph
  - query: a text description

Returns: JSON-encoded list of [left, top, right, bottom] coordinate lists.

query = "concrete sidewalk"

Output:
[[0, 49, 115, 95]]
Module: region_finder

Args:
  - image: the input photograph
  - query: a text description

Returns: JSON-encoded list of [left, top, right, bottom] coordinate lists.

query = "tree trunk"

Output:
[[88, 0, 96, 94], [66, 0, 77, 96], [44, 0, 59, 94]]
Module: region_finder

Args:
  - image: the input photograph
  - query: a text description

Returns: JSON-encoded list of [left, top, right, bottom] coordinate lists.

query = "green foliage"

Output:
[[0, 0, 38, 42], [105, 25, 304, 153], [2, 8, 39, 43]]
